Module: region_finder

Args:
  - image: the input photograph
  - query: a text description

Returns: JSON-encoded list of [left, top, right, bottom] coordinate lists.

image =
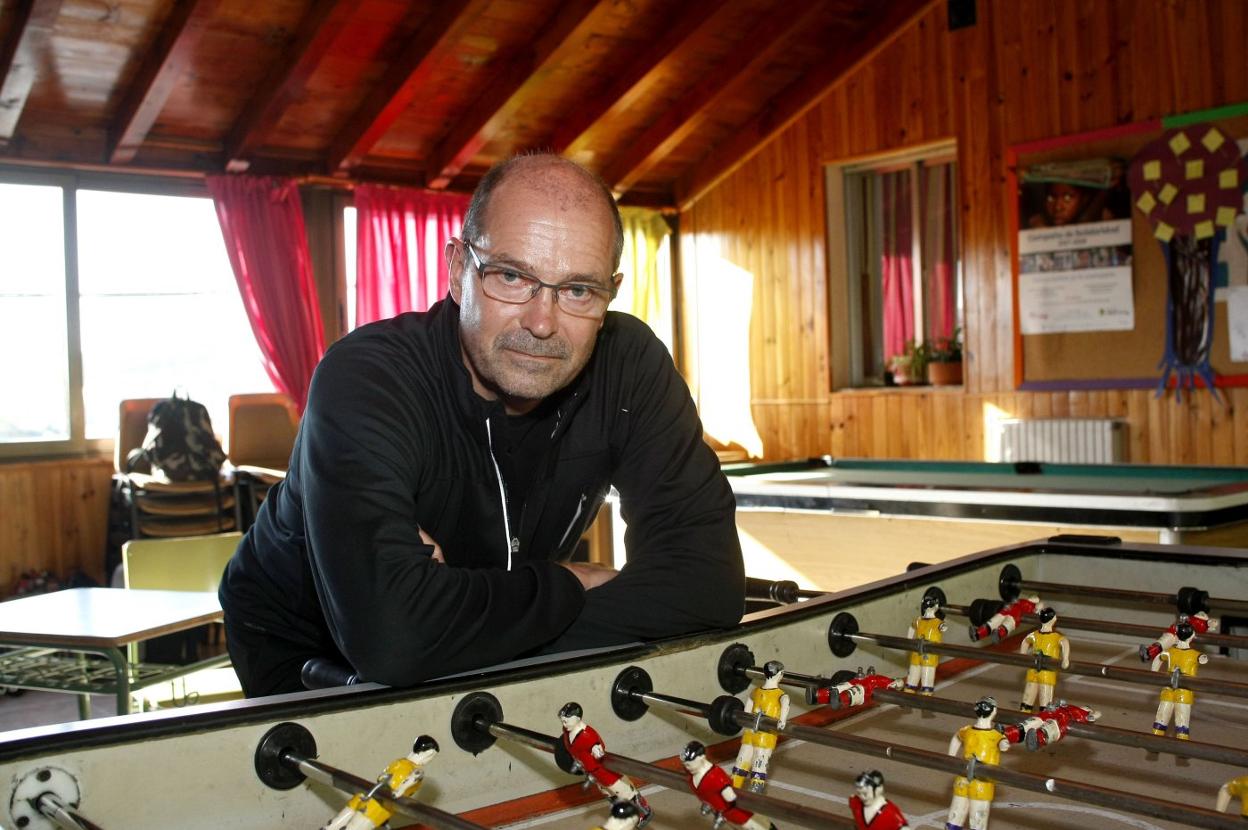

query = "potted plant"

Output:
[[926, 326, 963, 386], [888, 338, 929, 386]]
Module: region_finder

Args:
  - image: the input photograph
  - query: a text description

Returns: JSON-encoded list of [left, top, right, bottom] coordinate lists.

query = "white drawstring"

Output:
[[484, 419, 514, 570]]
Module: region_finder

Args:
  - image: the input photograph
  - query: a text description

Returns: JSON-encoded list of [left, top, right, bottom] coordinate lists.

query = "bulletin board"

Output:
[[1008, 102, 1248, 391]]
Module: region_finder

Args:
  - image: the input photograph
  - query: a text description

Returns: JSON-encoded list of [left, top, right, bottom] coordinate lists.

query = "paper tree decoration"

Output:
[[1128, 124, 1248, 400]]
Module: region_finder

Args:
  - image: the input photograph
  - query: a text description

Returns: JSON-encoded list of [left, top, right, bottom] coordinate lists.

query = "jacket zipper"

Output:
[[484, 418, 516, 570], [557, 492, 588, 551]]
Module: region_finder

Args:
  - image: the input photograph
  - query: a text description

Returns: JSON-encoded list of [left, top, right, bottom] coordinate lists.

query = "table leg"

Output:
[[75, 653, 92, 720], [105, 647, 132, 715]]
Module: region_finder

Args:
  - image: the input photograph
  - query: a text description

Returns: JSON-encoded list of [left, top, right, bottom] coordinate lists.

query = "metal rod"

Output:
[[731, 711, 1243, 830], [477, 717, 855, 828], [636, 690, 713, 718], [35, 794, 106, 830], [849, 630, 1248, 698], [1012, 578, 1248, 615], [280, 751, 487, 830], [943, 603, 1248, 650], [869, 688, 1248, 767]]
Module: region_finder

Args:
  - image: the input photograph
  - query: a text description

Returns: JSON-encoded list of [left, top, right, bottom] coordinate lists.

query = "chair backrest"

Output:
[[116, 397, 163, 473], [122, 531, 242, 592], [228, 393, 299, 469]]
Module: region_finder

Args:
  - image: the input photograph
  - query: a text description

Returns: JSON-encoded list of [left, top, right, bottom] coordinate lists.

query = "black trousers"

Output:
[[222, 607, 321, 698]]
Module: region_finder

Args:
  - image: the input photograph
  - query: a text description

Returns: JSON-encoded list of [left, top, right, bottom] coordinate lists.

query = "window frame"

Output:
[[0, 165, 223, 460], [825, 140, 960, 390]]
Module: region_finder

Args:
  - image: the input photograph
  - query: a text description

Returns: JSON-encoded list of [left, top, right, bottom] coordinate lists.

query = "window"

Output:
[[0, 173, 274, 455], [826, 142, 962, 387]]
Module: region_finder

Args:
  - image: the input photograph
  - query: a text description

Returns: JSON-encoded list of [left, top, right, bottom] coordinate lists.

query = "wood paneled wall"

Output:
[[0, 458, 113, 593], [680, 0, 1248, 463]]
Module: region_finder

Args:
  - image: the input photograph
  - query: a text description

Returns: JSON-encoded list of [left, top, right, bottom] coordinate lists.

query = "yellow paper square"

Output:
[[1136, 192, 1157, 214], [1169, 131, 1191, 155], [1220, 169, 1240, 189], [1155, 222, 1175, 242], [1217, 206, 1238, 226], [1202, 127, 1225, 152], [1185, 159, 1204, 179], [1158, 183, 1178, 205], [1144, 160, 1162, 181], [1195, 220, 1215, 239], [1187, 193, 1206, 213]]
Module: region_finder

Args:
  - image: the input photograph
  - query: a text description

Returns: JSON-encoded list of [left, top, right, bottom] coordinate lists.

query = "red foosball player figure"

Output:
[[946, 697, 1009, 830], [559, 702, 653, 826], [1139, 611, 1218, 663], [968, 595, 1043, 644], [906, 595, 947, 695], [809, 668, 903, 709], [849, 769, 910, 829], [1018, 607, 1070, 712], [1216, 775, 1248, 817], [996, 701, 1100, 750], [731, 660, 789, 794], [591, 799, 642, 830], [680, 741, 778, 830], [321, 735, 438, 830], [1149, 622, 1208, 740]]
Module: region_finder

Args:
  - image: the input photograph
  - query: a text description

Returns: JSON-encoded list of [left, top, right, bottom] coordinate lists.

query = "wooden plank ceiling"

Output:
[[0, 0, 915, 208]]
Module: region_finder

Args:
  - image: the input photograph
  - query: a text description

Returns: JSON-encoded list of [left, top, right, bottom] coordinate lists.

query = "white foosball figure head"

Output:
[[973, 696, 998, 726], [1037, 606, 1057, 631], [854, 769, 887, 804], [1174, 621, 1196, 647], [410, 734, 439, 766], [761, 660, 785, 688], [680, 741, 711, 776], [920, 594, 942, 619], [602, 799, 641, 830], [559, 701, 585, 731]]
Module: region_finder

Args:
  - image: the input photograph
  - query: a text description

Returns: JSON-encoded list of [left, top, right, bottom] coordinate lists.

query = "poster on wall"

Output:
[[1016, 158, 1135, 334]]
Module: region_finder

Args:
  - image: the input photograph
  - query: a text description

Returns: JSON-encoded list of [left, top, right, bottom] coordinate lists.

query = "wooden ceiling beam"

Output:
[[552, 0, 726, 159], [326, 1, 487, 174], [108, 0, 221, 164], [424, 0, 606, 190], [676, 0, 936, 210], [601, 1, 824, 196], [223, 0, 359, 170], [0, 0, 63, 143]]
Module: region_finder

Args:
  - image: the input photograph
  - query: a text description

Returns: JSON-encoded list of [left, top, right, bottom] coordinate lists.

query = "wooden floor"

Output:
[[478, 638, 1247, 830]]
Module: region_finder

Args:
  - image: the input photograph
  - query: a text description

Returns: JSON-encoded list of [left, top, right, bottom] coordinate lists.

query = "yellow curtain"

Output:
[[618, 208, 671, 331]]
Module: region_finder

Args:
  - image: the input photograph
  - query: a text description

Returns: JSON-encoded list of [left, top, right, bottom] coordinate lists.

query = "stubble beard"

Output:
[[467, 328, 588, 404]]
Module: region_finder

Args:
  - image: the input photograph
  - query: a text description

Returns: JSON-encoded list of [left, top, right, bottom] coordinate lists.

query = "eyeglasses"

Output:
[[462, 239, 617, 319]]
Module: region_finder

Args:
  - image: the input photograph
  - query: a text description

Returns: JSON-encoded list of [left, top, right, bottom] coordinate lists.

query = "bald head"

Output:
[[462, 154, 624, 271]]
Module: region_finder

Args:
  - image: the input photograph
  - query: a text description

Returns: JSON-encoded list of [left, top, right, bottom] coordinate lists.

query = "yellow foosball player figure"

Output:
[[731, 660, 790, 794], [1149, 621, 1208, 740], [946, 697, 1009, 830], [591, 799, 642, 830], [1216, 775, 1248, 817], [905, 594, 947, 695], [322, 735, 439, 830], [1018, 607, 1070, 712]]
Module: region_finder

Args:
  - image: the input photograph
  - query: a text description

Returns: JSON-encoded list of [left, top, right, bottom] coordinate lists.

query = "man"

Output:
[[680, 741, 777, 830], [219, 154, 745, 696], [848, 770, 909, 830], [730, 660, 788, 793], [558, 701, 652, 825], [1017, 606, 1070, 712], [946, 696, 1009, 830], [322, 735, 438, 830]]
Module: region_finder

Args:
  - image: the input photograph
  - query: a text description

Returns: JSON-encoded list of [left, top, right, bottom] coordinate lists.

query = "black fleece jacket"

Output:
[[218, 299, 744, 686]]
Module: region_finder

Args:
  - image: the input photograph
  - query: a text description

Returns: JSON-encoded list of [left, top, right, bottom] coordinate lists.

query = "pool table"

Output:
[[604, 458, 1248, 592]]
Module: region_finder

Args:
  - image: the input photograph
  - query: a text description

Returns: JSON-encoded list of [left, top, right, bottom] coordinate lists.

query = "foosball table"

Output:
[[3, 537, 1246, 830]]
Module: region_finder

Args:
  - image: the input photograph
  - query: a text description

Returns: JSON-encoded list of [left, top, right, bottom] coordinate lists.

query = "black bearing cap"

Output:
[[451, 692, 504, 755], [827, 612, 859, 658], [717, 643, 756, 694], [707, 695, 745, 736], [1176, 586, 1210, 616], [254, 722, 317, 790], [611, 666, 654, 722], [998, 564, 1022, 602]]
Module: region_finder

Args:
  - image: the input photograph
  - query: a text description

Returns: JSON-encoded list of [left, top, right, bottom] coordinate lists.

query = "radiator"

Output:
[[998, 418, 1126, 463]]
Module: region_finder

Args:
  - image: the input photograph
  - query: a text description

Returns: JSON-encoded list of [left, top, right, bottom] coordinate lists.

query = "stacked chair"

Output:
[[227, 393, 298, 529], [115, 398, 237, 539]]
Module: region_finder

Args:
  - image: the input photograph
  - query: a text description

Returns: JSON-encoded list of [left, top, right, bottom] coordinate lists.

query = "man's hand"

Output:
[[559, 562, 619, 590], [418, 528, 445, 563]]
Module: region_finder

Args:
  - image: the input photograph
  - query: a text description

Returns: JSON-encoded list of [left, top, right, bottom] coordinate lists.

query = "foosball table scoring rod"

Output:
[[253, 722, 488, 830], [448, 690, 856, 828], [826, 611, 1248, 699], [610, 666, 1245, 830], [714, 643, 1248, 767], [23, 794, 105, 830]]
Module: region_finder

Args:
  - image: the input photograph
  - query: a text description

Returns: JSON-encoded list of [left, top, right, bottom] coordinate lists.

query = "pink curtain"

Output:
[[206, 175, 325, 413], [881, 170, 915, 360], [354, 184, 469, 326], [923, 163, 957, 340]]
